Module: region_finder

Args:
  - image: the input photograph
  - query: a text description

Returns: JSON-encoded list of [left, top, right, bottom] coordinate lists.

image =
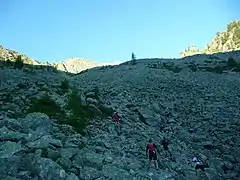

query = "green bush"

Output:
[[214, 66, 226, 74], [227, 57, 238, 67], [6, 59, 12, 65], [203, 66, 226, 74], [14, 55, 24, 69], [60, 79, 70, 90], [67, 90, 92, 117], [98, 104, 114, 117], [227, 57, 240, 72], [63, 90, 94, 134], [188, 64, 198, 72], [56, 79, 70, 95], [163, 62, 182, 73], [149, 63, 158, 69], [26, 87, 113, 135], [209, 55, 220, 60], [93, 86, 100, 100], [26, 91, 92, 134], [26, 94, 64, 120]]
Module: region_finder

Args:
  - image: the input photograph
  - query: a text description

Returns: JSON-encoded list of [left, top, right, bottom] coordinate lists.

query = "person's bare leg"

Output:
[[204, 171, 210, 180], [195, 169, 199, 177], [154, 160, 159, 170]]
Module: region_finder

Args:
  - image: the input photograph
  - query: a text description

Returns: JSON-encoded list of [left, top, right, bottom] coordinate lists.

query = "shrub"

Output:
[[93, 86, 100, 101], [60, 79, 70, 90], [188, 64, 198, 72], [209, 55, 220, 60], [149, 63, 158, 69], [214, 66, 225, 74], [26, 94, 64, 119], [227, 57, 238, 67], [26, 91, 92, 135], [227, 57, 240, 72], [163, 62, 182, 73], [26, 87, 113, 135], [56, 79, 70, 95], [204, 66, 226, 74], [6, 59, 12, 65], [170, 66, 182, 73], [63, 90, 94, 134], [98, 104, 114, 117], [14, 55, 24, 69]]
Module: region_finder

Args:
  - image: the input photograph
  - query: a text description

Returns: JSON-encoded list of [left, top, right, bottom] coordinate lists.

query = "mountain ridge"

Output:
[[0, 45, 116, 73], [180, 20, 240, 57]]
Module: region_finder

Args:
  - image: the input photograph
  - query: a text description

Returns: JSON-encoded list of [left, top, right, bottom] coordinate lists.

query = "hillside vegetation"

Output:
[[181, 21, 240, 57]]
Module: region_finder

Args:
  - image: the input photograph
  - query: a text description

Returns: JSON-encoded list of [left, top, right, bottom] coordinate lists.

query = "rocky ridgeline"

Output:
[[0, 45, 42, 65], [0, 49, 240, 180], [53, 58, 101, 74], [0, 45, 103, 74], [181, 21, 240, 57]]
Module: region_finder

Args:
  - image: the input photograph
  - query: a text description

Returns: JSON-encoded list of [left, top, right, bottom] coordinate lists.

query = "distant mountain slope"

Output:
[[0, 45, 41, 65], [181, 20, 240, 57], [205, 21, 240, 53], [0, 45, 104, 73], [53, 58, 101, 73]]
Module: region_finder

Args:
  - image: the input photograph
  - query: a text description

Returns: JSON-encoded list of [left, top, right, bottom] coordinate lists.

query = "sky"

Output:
[[0, 0, 239, 63]]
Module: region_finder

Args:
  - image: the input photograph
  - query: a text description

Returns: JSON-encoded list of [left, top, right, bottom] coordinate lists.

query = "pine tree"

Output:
[[131, 52, 136, 65], [14, 55, 24, 69]]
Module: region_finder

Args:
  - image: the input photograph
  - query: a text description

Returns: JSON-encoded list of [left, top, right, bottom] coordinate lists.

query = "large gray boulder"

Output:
[[32, 157, 66, 180], [21, 113, 53, 132]]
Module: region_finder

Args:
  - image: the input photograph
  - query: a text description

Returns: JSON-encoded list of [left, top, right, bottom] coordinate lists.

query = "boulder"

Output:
[[26, 135, 62, 149], [32, 157, 66, 180], [21, 113, 53, 133], [0, 126, 27, 141], [79, 167, 101, 180], [72, 149, 104, 169], [66, 173, 79, 180], [86, 97, 98, 105], [0, 141, 24, 158]]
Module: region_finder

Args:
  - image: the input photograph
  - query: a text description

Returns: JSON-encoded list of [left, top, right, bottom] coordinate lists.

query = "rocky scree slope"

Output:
[[0, 50, 240, 180], [181, 20, 240, 57], [70, 50, 240, 180]]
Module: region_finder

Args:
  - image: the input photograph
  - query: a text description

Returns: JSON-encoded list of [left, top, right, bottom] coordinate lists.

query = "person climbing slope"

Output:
[[112, 112, 121, 134], [161, 137, 172, 157], [146, 139, 159, 170], [113, 112, 120, 125], [192, 155, 209, 177]]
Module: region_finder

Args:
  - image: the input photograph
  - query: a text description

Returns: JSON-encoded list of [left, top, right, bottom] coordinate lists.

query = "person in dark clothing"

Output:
[[192, 157, 209, 172], [161, 137, 172, 156], [146, 139, 159, 170], [161, 137, 169, 151], [192, 156, 210, 177]]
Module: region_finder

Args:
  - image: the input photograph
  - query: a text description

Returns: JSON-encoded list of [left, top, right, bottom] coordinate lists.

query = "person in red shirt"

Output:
[[113, 112, 120, 125], [146, 139, 159, 170]]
